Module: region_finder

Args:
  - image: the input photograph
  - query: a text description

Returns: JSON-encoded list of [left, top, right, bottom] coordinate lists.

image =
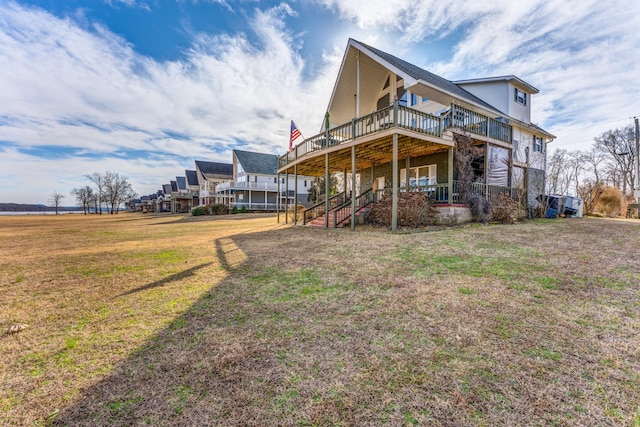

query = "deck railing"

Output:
[[280, 103, 513, 170], [280, 103, 443, 169], [445, 105, 512, 143], [303, 191, 346, 224]]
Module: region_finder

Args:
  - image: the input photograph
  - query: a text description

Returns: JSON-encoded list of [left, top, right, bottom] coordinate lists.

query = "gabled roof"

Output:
[[163, 184, 172, 194], [351, 39, 504, 115], [176, 176, 187, 190], [234, 149, 278, 175], [185, 169, 199, 186], [195, 160, 233, 178], [170, 180, 178, 192]]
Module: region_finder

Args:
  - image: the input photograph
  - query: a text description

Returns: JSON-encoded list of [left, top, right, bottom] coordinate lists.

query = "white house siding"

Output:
[[456, 81, 510, 117]]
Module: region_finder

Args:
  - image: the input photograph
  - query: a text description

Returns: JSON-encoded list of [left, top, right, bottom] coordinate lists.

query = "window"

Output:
[[410, 93, 418, 106], [401, 165, 437, 187], [397, 88, 407, 106], [533, 136, 544, 153], [254, 175, 258, 183], [304, 180, 307, 187], [514, 88, 527, 105], [274, 177, 277, 184], [281, 178, 285, 184], [422, 97, 428, 103]]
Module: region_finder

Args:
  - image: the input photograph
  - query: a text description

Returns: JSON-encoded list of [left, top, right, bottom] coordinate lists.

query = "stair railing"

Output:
[[332, 188, 374, 228], [303, 192, 346, 224]]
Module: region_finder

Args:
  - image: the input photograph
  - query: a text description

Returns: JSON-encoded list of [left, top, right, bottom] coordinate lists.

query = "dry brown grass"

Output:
[[1, 213, 639, 426]]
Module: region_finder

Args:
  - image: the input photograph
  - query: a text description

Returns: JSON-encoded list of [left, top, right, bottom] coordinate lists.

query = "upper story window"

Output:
[[422, 97, 428, 103], [533, 136, 544, 152], [514, 88, 527, 106], [410, 93, 418, 106]]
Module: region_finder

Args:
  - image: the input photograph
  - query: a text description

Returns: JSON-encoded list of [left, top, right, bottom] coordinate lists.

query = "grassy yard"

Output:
[[1, 213, 639, 426]]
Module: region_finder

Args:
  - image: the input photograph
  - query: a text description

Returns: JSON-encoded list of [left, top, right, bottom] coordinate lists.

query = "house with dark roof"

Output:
[[170, 175, 197, 213], [278, 39, 555, 230], [194, 160, 233, 206], [214, 149, 313, 210]]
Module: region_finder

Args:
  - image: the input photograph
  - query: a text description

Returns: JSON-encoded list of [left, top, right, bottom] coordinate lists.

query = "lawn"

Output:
[[0, 213, 639, 426]]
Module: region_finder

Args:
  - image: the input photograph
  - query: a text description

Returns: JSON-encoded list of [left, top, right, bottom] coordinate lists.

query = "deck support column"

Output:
[[294, 165, 298, 225], [371, 162, 375, 201], [392, 133, 398, 232], [351, 145, 356, 231], [285, 170, 289, 224], [325, 153, 330, 228], [343, 169, 348, 196], [276, 173, 280, 223], [448, 146, 454, 205], [405, 155, 411, 191]]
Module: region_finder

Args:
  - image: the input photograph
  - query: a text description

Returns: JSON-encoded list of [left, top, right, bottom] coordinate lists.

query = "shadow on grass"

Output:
[[53, 226, 296, 426], [114, 263, 214, 298]]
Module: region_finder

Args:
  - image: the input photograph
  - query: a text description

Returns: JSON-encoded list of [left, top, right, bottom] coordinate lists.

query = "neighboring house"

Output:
[[185, 169, 200, 206], [214, 149, 313, 210], [195, 160, 234, 206], [278, 39, 555, 229], [171, 175, 201, 213], [158, 184, 172, 212]]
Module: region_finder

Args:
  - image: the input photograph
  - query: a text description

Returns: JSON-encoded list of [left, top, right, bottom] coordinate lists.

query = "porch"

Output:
[[277, 102, 517, 231]]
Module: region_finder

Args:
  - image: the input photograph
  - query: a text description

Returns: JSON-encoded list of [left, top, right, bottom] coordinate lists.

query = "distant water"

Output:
[[0, 211, 82, 216]]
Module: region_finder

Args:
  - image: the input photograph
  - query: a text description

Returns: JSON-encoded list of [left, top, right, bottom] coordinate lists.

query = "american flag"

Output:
[[289, 120, 302, 152]]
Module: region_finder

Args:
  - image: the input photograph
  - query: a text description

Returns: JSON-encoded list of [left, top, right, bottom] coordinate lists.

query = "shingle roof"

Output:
[[185, 169, 199, 186], [163, 184, 172, 194], [234, 150, 278, 175], [195, 160, 233, 177], [176, 176, 187, 190], [353, 39, 505, 115], [170, 180, 178, 192]]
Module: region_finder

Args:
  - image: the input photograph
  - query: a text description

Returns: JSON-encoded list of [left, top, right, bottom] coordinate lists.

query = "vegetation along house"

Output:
[[215, 149, 313, 210], [278, 38, 555, 230]]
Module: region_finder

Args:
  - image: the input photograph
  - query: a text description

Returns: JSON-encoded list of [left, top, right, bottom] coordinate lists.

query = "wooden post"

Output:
[[448, 147, 454, 205], [276, 173, 280, 223], [405, 155, 411, 191], [392, 133, 398, 232], [285, 170, 289, 224], [351, 145, 356, 231], [325, 153, 330, 228]]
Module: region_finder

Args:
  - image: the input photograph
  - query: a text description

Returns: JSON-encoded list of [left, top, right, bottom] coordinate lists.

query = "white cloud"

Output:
[[2, 0, 640, 203], [0, 1, 341, 203]]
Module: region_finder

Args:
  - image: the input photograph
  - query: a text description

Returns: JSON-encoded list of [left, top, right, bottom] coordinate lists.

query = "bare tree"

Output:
[[104, 171, 136, 213], [49, 191, 65, 215], [593, 126, 636, 195], [85, 172, 105, 214], [71, 186, 94, 215]]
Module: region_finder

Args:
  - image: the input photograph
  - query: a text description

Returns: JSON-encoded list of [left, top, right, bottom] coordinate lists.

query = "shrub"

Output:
[[191, 206, 205, 216], [491, 193, 524, 223], [210, 204, 228, 215], [467, 193, 492, 225], [240, 205, 248, 213], [232, 205, 239, 214], [367, 192, 437, 228], [596, 186, 623, 217]]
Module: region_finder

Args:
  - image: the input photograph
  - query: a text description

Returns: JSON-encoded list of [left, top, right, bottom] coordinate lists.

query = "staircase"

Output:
[[306, 188, 374, 228]]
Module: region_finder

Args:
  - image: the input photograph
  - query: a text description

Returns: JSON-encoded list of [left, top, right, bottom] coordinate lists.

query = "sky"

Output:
[[1, 0, 639, 204]]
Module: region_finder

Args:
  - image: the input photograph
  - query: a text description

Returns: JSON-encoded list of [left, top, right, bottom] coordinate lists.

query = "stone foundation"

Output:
[[434, 204, 473, 225]]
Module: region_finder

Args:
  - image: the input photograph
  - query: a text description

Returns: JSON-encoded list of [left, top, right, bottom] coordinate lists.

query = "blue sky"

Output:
[[1, 0, 639, 204]]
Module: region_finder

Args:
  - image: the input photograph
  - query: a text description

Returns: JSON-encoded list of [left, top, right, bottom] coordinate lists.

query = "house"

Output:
[[214, 149, 313, 211], [277, 39, 555, 230], [195, 160, 234, 206], [171, 175, 199, 213]]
